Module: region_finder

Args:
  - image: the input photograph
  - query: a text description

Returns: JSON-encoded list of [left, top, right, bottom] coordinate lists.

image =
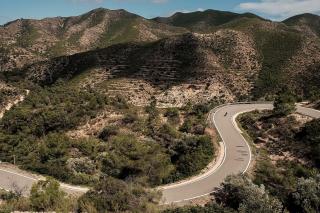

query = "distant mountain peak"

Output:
[[284, 13, 320, 36], [153, 9, 263, 32]]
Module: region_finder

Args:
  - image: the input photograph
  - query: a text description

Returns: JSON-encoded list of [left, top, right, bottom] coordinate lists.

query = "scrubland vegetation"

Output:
[[234, 98, 320, 212], [0, 80, 217, 212]]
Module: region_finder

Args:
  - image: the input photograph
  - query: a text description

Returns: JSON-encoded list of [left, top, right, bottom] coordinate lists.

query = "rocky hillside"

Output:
[[1, 9, 320, 105], [284, 13, 320, 37], [25, 31, 260, 107], [0, 8, 186, 72]]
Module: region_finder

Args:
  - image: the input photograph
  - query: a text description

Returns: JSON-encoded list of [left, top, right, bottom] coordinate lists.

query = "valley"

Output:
[[0, 7, 319, 213]]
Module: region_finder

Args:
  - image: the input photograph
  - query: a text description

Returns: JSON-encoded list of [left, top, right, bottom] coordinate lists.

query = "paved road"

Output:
[[161, 103, 320, 204], [0, 103, 319, 201], [0, 166, 88, 195]]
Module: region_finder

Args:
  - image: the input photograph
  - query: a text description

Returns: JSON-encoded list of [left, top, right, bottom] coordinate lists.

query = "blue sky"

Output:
[[0, 0, 320, 25]]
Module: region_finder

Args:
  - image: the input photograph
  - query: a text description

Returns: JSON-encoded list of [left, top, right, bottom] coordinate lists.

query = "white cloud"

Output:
[[238, 0, 320, 20]]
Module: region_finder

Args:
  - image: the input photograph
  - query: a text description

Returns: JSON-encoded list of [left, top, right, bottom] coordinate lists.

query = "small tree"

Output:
[[78, 176, 159, 212], [146, 96, 159, 133], [290, 175, 320, 213], [98, 125, 119, 141], [303, 119, 320, 167], [273, 91, 296, 116], [165, 107, 180, 124], [215, 175, 283, 213], [30, 178, 66, 211]]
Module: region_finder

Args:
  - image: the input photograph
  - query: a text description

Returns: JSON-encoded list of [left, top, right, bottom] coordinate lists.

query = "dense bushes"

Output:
[[166, 175, 282, 213], [0, 81, 219, 212], [273, 90, 296, 116], [253, 30, 302, 98], [1, 85, 108, 137], [101, 134, 173, 186], [289, 175, 320, 213], [215, 175, 283, 213], [0, 178, 76, 212], [23, 133, 71, 181], [301, 119, 320, 167], [164, 107, 180, 124], [30, 178, 69, 211], [170, 135, 214, 181], [142, 99, 217, 184], [98, 125, 119, 141], [0, 84, 108, 183], [164, 203, 235, 213], [78, 176, 159, 213]]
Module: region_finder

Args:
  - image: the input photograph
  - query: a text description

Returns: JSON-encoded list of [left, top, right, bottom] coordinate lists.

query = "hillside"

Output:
[[24, 31, 261, 106], [1, 9, 319, 103], [0, 8, 186, 72], [153, 9, 262, 32], [284, 13, 320, 37], [153, 10, 262, 32], [1, 7, 320, 212], [1, 9, 318, 104], [20, 17, 320, 104]]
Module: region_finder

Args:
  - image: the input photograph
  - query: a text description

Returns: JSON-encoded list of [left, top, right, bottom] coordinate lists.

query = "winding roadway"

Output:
[[160, 103, 320, 204], [0, 102, 319, 203]]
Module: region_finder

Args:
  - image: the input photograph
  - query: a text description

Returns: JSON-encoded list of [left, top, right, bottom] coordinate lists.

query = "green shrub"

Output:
[[30, 178, 71, 212], [101, 134, 173, 185], [78, 176, 159, 213], [98, 125, 119, 141], [301, 119, 320, 167], [165, 108, 180, 124], [252, 30, 302, 97], [167, 135, 214, 182], [163, 203, 236, 213], [289, 175, 320, 213], [273, 90, 296, 116], [123, 111, 139, 124], [215, 175, 283, 213], [179, 118, 193, 133]]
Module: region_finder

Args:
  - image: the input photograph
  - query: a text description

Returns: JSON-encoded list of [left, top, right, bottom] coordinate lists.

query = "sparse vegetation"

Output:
[[238, 109, 320, 212], [16, 21, 39, 48]]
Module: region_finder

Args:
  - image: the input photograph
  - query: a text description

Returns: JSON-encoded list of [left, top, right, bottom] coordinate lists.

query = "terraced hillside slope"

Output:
[[25, 32, 260, 107], [24, 21, 320, 106], [1, 9, 320, 105], [0, 8, 186, 72], [155, 11, 320, 99]]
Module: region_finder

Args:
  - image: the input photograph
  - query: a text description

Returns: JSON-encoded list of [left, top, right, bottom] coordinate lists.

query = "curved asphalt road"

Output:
[[0, 166, 88, 195], [161, 103, 320, 204], [0, 103, 319, 201]]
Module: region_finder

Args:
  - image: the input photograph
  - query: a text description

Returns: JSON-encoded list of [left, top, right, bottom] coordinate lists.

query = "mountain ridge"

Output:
[[1, 8, 320, 105]]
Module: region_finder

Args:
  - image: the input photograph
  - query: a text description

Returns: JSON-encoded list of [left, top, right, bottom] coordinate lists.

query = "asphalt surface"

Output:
[[0, 166, 88, 195], [0, 103, 319, 201], [161, 103, 320, 204]]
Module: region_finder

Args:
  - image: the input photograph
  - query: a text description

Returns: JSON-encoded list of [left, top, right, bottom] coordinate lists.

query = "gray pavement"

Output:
[[161, 104, 320, 204]]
